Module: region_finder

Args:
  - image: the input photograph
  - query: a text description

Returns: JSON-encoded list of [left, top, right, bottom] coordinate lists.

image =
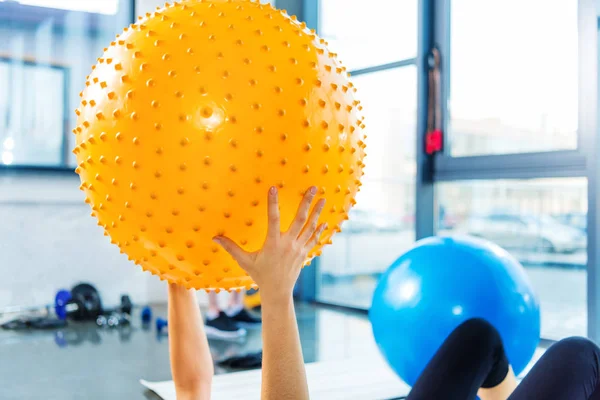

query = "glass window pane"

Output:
[[8, 0, 121, 15], [319, 0, 417, 71], [437, 178, 587, 339], [317, 67, 417, 309], [0, 0, 132, 167], [449, 1, 578, 156]]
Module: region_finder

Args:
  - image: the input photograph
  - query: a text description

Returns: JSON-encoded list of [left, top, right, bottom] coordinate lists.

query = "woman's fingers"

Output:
[[305, 223, 328, 251], [266, 186, 281, 241], [286, 187, 317, 238], [298, 199, 326, 244], [213, 236, 251, 268]]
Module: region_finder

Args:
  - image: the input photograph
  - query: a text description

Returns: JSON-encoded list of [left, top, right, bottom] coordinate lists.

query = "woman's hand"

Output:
[[213, 186, 326, 303], [214, 186, 323, 400]]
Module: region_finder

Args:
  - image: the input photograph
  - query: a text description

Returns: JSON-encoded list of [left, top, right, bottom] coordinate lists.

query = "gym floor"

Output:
[[0, 303, 375, 400]]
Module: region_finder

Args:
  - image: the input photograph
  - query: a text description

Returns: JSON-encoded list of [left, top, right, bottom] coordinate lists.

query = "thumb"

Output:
[[213, 236, 251, 268]]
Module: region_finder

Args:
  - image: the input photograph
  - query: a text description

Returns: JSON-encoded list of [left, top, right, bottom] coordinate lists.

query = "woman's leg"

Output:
[[226, 290, 262, 325], [408, 318, 514, 400], [206, 290, 221, 320], [226, 290, 243, 315], [508, 337, 600, 400], [205, 292, 247, 339]]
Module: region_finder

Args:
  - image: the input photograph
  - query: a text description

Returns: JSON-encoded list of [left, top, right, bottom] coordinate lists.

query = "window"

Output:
[[317, 67, 417, 309], [437, 178, 587, 339], [313, 0, 418, 309], [0, 0, 133, 167], [0, 62, 65, 165], [448, 0, 578, 156], [319, 0, 417, 71], [0, 0, 121, 15]]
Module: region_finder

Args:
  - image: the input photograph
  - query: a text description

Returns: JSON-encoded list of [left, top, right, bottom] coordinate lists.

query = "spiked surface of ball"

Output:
[[74, 0, 366, 291]]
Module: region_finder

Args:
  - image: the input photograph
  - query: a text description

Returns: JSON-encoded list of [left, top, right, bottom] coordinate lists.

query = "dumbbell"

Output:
[[95, 294, 134, 327], [156, 317, 168, 334], [120, 295, 133, 315], [96, 293, 137, 328], [140, 306, 153, 331], [141, 306, 152, 323], [96, 312, 131, 328], [0, 283, 101, 321], [2, 284, 132, 326], [54, 283, 103, 321]]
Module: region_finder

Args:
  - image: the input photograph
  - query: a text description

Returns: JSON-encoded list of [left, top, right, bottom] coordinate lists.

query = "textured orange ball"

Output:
[[73, 0, 366, 291]]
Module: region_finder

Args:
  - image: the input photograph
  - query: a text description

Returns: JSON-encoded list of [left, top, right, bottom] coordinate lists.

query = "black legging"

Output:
[[407, 318, 600, 400]]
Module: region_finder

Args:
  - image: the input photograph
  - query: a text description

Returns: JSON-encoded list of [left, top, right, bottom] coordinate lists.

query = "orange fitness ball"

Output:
[[73, 0, 366, 291]]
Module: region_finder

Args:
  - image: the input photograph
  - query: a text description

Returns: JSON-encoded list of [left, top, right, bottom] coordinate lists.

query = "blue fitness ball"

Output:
[[370, 235, 540, 386]]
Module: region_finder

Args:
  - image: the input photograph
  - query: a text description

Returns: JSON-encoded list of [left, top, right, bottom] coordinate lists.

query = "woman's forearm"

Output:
[[214, 187, 324, 400], [261, 296, 309, 400], [168, 284, 213, 399]]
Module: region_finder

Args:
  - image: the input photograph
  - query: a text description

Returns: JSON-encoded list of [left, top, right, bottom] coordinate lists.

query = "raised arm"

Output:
[[214, 186, 326, 400], [168, 283, 214, 400]]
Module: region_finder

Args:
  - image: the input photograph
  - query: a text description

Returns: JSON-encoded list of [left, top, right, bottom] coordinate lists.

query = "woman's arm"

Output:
[[260, 294, 307, 400], [168, 283, 214, 400], [215, 186, 326, 400]]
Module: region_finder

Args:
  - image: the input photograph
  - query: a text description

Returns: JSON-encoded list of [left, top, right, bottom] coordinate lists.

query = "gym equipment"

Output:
[[2, 283, 103, 328], [96, 312, 131, 328], [102, 294, 133, 315], [119, 295, 133, 315], [55, 283, 103, 321], [1, 317, 67, 330], [156, 317, 168, 334], [54, 290, 73, 320], [73, 0, 366, 291], [0, 284, 103, 322], [370, 235, 540, 387], [141, 306, 153, 323], [96, 315, 108, 327], [110, 312, 130, 327], [54, 285, 133, 323]]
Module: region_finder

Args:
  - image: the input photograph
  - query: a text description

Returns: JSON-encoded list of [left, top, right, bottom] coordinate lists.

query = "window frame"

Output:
[[433, 0, 589, 178], [0, 54, 70, 168], [282, 0, 433, 306], [293, 0, 600, 343], [433, 0, 600, 342], [0, 0, 136, 172]]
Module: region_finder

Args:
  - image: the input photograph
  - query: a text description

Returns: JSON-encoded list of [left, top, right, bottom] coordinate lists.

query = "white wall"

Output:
[[0, 171, 234, 311], [0, 173, 169, 309]]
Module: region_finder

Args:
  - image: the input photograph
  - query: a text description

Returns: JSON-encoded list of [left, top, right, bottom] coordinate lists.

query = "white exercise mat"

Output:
[[141, 348, 547, 400], [141, 356, 410, 400]]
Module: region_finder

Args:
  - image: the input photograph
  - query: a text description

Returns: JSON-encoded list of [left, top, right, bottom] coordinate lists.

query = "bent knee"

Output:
[[551, 337, 600, 360], [452, 318, 502, 353], [456, 318, 500, 341], [458, 318, 496, 335]]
